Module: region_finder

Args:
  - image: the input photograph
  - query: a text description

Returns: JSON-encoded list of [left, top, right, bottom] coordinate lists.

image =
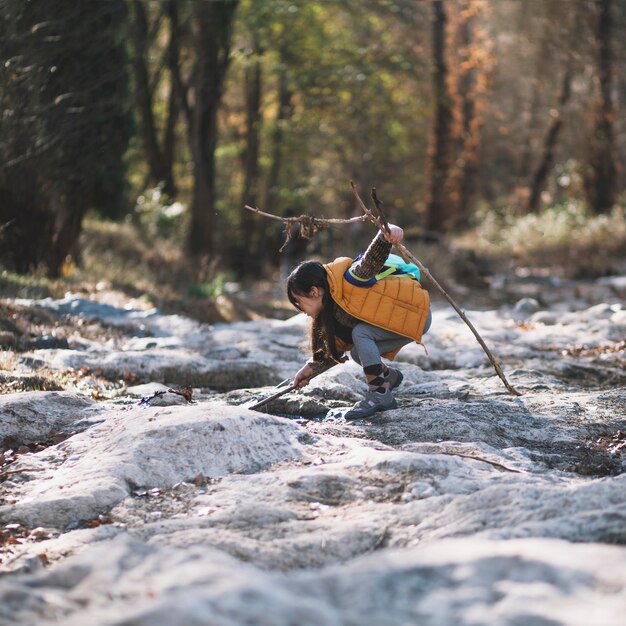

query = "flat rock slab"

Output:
[[1, 281, 625, 625], [1, 535, 625, 626], [0, 392, 97, 445], [21, 349, 283, 390], [0, 403, 306, 529]]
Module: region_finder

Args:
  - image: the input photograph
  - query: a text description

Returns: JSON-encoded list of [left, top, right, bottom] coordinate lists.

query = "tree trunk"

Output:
[[160, 2, 182, 198], [525, 67, 572, 213], [48, 188, 88, 277], [585, 0, 617, 214], [187, 0, 238, 259], [264, 66, 293, 213], [447, 0, 486, 229], [424, 0, 455, 234], [1, 0, 131, 274], [239, 44, 263, 276], [162, 76, 178, 197], [131, 0, 170, 193], [262, 64, 293, 269], [517, 81, 541, 182], [167, 0, 192, 132]]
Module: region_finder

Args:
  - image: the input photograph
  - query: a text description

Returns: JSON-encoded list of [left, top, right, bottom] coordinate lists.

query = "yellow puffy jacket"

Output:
[[324, 257, 430, 357]]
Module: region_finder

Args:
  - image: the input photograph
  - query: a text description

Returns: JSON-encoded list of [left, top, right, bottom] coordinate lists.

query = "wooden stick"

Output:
[[248, 383, 298, 411], [0, 467, 46, 479], [438, 452, 526, 473], [244, 205, 368, 227], [248, 368, 333, 411], [356, 183, 520, 396]]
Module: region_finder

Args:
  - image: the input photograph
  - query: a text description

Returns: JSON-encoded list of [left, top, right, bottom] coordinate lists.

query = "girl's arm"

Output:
[[294, 358, 336, 387], [350, 224, 404, 280], [294, 363, 315, 388]]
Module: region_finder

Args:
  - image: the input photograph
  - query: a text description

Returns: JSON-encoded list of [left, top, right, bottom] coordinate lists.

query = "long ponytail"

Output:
[[287, 261, 345, 363]]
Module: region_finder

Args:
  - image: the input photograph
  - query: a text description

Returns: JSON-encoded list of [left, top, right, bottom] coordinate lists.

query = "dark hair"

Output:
[[287, 261, 344, 363]]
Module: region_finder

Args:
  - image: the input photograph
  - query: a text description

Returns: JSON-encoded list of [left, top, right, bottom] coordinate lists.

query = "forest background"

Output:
[[1, 0, 625, 320]]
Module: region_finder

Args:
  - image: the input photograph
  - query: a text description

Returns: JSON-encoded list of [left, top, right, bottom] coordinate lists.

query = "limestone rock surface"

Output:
[[1, 278, 625, 625]]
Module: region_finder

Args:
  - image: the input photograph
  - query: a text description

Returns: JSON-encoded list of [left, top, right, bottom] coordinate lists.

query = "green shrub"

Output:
[[463, 202, 626, 277], [134, 186, 186, 241]]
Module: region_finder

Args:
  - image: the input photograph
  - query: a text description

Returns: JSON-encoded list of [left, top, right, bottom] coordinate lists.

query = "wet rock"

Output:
[[529, 310, 558, 325], [125, 382, 170, 398], [137, 390, 190, 407], [287, 473, 360, 505], [26, 348, 282, 390]]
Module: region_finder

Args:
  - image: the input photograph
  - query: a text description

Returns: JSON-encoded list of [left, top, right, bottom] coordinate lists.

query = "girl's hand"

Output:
[[384, 224, 404, 244], [294, 363, 314, 388]]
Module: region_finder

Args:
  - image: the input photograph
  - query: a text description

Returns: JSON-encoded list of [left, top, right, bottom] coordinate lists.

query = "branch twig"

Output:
[[438, 452, 526, 473], [245, 204, 370, 252], [371, 188, 391, 235], [0, 467, 46, 480], [248, 382, 298, 411], [244, 205, 368, 227], [248, 368, 333, 411]]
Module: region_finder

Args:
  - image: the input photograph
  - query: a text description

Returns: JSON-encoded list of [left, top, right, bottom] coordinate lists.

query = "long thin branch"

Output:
[[247, 363, 344, 411], [357, 184, 520, 396], [437, 452, 525, 473], [248, 382, 298, 411], [244, 205, 368, 227], [245, 204, 370, 252], [0, 467, 46, 480]]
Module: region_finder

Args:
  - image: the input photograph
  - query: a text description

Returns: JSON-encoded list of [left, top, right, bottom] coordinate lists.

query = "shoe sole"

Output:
[[344, 397, 398, 420]]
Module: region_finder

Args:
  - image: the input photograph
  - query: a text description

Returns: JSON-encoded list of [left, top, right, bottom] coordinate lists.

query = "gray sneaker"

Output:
[[344, 389, 398, 420], [386, 367, 404, 391]]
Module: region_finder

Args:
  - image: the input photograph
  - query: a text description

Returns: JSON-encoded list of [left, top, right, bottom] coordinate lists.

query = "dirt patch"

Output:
[[569, 430, 626, 477]]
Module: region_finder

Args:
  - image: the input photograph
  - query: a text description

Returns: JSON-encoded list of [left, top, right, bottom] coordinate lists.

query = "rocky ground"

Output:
[[0, 272, 625, 625]]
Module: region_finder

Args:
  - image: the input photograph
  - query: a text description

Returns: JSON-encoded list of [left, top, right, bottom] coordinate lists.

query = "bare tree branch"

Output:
[[244, 204, 368, 227], [438, 452, 526, 473]]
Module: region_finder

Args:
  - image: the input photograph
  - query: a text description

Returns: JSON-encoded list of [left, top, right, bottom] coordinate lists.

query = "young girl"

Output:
[[287, 224, 431, 419]]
